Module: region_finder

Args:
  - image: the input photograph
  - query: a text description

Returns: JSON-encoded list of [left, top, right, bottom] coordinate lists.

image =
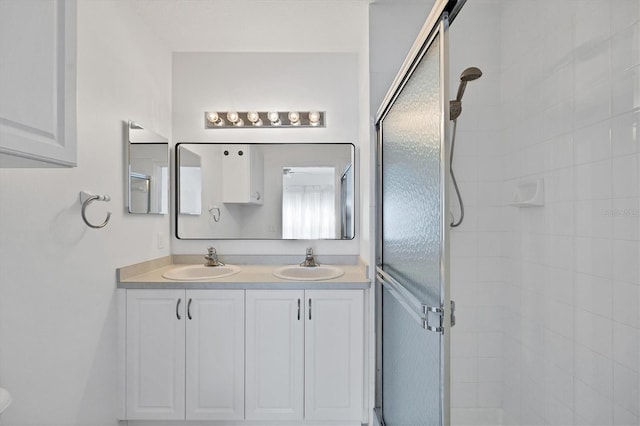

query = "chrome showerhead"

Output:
[[450, 66, 482, 120]]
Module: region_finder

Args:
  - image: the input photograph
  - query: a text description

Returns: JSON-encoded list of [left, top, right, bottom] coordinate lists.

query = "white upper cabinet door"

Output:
[[245, 290, 304, 421], [0, 0, 77, 167], [305, 290, 364, 422], [185, 290, 245, 420], [126, 290, 186, 420]]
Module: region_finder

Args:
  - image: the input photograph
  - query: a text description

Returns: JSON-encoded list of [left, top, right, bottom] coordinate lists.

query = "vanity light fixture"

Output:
[[204, 111, 325, 129]]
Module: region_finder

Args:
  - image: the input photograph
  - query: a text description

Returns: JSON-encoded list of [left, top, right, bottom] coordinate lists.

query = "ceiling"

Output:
[[124, 0, 434, 52]]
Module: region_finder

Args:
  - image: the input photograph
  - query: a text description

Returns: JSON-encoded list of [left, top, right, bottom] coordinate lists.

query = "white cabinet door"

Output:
[[245, 290, 304, 420], [125, 289, 185, 420], [0, 0, 77, 167], [305, 290, 364, 421], [221, 145, 264, 204], [185, 290, 244, 420]]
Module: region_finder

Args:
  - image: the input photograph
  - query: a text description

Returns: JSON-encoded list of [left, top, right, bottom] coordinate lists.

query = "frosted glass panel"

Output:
[[382, 288, 441, 425], [380, 31, 444, 426], [382, 34, 442, 304]]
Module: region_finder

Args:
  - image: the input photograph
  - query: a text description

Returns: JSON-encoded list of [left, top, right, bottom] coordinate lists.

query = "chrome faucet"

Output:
[[204, 247, 224, 267], [300, 247, 319, 267]]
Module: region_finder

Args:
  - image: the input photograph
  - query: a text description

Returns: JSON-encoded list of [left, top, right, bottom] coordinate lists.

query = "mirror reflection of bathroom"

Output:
[[175, 143, 355, 240], [126, 121, 169, 215]]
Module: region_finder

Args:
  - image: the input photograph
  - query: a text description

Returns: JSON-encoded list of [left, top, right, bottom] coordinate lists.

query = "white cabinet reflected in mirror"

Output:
[[127, 121, 169, 214], [176, 143, 355, 240]]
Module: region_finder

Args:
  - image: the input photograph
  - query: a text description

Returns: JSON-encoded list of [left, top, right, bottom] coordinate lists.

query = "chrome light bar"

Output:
[[204, 111, 325, 129]]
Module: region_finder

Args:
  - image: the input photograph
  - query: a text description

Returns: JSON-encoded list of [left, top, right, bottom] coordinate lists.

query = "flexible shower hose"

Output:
[[450, 119, 464, 227]]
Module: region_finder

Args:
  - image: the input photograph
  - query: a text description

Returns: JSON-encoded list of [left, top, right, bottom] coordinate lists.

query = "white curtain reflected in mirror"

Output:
[[282, 167, 336, 239]]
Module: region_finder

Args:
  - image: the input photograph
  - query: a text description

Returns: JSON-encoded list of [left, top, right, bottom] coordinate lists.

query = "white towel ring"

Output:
[[80, 191, 112, 229]]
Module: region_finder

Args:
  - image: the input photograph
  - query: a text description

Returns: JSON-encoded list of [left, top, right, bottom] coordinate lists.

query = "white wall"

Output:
[[171, 51, 363, 255], [0, 1, 172, 424]]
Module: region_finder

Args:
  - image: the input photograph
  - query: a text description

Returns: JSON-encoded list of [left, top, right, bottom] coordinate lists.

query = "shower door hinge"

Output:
[[422, 305, 444, 333], [421, 301, 456, 333]]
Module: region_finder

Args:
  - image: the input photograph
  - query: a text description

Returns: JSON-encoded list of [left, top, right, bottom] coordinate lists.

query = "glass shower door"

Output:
[[375, 15, 450, 426]]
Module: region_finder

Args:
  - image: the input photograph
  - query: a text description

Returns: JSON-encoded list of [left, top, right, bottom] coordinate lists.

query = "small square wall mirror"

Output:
[[126, 121, 169, 214]]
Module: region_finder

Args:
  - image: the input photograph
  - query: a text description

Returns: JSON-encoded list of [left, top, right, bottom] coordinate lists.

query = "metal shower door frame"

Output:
[[374, 0, 459, 423]]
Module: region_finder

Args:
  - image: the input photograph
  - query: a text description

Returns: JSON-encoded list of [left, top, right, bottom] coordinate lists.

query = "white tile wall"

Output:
[[451, 0, 640, 425], [450, 1, 505, 424], [500, 0, 639, 424]]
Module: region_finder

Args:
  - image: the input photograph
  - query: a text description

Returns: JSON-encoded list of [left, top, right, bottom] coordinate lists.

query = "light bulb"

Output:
[[288, 111, 300, 125], [247, 112, 263, 126], [247, 112, 260, 123], [206, 112, 224, 126], [308, 111, 321, 126], [227, 111, 239, 123], [268, 111, 281, 125]]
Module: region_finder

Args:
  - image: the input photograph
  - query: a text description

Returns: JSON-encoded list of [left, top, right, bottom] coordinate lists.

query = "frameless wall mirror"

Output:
[[127, 121, 169, 214], [176, 143, 355, 240]]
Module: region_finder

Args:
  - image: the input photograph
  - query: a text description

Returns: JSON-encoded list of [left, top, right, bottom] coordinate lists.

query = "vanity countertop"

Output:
[[117, 256, 371, 290]]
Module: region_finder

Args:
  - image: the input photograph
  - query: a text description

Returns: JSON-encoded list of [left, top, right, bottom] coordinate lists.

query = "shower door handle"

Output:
[[450, 300, 456, 327]]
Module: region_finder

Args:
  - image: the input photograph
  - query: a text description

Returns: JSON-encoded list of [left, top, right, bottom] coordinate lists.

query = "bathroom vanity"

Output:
[[116, 258, 369, 425]]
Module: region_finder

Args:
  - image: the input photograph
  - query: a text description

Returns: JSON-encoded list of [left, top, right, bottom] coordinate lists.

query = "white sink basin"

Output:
[[162, 264, 241, 281], [273, 265, 344, 281]]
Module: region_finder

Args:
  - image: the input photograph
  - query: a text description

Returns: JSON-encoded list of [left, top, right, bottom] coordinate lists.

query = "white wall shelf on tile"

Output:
[[509, 178, 545, 207]]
